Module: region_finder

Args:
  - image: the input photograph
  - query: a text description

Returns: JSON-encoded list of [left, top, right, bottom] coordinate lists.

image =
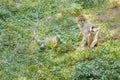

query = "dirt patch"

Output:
[[96, 7, 120, 23], [95, 5, 120, 41]]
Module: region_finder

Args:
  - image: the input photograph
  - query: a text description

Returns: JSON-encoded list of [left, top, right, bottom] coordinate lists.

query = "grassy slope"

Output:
[[0, 0, 120, 80]]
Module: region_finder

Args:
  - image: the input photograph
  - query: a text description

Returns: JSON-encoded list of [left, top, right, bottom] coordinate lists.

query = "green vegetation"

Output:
[[0, 0, 120, 80]]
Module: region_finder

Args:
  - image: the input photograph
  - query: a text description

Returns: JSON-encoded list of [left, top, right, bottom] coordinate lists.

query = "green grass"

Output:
[[0, 0, 120, 80]]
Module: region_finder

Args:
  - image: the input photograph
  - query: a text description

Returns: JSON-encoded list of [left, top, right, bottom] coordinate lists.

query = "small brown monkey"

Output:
[[33, 13, 62, 50], [76, 15, 100, 50]]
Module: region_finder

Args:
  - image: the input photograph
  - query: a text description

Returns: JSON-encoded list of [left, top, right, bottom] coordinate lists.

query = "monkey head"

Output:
[[76, 15, 87, 25]]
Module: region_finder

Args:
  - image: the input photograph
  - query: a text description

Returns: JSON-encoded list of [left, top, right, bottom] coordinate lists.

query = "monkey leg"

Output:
[[80, 36, 87, 50], [78, 32, 83, 38], [90, 30, 99, 48]]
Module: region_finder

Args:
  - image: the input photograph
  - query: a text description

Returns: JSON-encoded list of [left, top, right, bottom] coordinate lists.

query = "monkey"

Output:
[[33, 14, 62, 51], [76, 15, 100, 50]]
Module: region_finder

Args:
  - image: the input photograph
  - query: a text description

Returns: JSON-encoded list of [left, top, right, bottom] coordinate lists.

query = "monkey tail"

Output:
[[33, 12, 43, 43]]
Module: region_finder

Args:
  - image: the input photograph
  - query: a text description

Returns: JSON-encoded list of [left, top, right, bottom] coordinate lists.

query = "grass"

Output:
[[0, 0, 120, 80]]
